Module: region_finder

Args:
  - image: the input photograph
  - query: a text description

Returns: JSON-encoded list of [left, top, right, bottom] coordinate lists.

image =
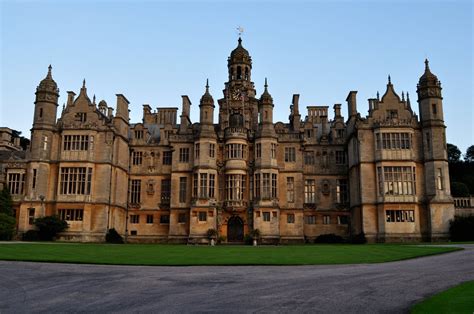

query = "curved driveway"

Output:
[[0, 245, 473, 313]]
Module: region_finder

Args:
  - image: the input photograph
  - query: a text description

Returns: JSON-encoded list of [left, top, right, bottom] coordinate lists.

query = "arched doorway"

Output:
[[227, 216, 244, 242]]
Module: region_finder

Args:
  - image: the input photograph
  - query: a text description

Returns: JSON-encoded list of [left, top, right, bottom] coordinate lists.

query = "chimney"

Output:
[[115, 94, 130, 121], [333, 104, 341, 118], [346, 91, 358, 117], [67, 91, 76, 106], [180, 95, 192, 132], [290, 94, 301, 130], [107, 107, 114, 118]]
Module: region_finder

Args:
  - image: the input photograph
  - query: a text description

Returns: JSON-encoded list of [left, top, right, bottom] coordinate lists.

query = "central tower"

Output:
[[218, 38, 258, 130]]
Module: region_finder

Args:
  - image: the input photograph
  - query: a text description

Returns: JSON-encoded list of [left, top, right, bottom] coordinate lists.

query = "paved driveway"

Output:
[[0, 245, 473, 313]]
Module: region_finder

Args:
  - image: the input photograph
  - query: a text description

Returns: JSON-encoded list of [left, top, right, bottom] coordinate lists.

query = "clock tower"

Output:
[[218, 37, 259, 130]]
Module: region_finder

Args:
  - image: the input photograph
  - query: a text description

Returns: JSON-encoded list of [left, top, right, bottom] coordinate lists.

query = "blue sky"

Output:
[[1, 0, 472, 153]]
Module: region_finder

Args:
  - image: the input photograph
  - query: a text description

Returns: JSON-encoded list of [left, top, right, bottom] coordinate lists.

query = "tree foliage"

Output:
[[450, 182, 470, 197], [105, 228, 124, 244], [447, 143, 461, 163], [0, 213, 16, 240], [465, 145, 474, 163], [449, 215, 474, 241], [0, 187, 14, 217], [34, 215, 68, 241]]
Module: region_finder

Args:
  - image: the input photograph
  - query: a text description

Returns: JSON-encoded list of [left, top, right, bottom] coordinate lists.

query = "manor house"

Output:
[[7, 38, 454, 243]]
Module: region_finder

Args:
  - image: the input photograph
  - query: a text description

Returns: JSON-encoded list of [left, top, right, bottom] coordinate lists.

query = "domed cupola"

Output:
[[36, 65, 59, 99], [228, 37, 252, 81], [200, 79, 214, 105], [259, 78, 273, 105], [417, 59, 442, 100]]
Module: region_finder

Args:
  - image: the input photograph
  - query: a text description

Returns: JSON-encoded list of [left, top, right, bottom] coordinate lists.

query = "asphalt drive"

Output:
[[0, 245, 473, 313]]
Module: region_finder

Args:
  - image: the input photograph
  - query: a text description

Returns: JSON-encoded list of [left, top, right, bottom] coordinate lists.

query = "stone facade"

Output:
[[7, 39, 455, 243]]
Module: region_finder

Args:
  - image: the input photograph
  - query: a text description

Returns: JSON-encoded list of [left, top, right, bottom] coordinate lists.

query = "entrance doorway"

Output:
[[227, 216, 244, 242]]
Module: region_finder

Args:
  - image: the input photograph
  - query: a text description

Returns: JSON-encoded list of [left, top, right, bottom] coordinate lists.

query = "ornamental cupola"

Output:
[[417, 59, 442, 100]]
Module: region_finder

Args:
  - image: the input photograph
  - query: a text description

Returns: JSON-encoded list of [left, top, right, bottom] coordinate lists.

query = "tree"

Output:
[[0, 213, 16, 240], [34, 215, 68, 241], [11, 129, 30, 150], [465, 145, 474, 163], [450, 182, 470, 197], [0, 187, 14, 217], [447, 143, 461, 163]]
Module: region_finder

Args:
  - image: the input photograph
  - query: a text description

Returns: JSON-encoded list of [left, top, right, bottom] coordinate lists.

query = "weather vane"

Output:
[[237, 26, 244, 37]]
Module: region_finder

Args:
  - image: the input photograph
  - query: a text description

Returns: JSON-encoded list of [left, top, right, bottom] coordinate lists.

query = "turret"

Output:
[[259, 78, 273, 125], [33, 65, 59, 130], [199, 79, 214, 125], [228, 37, 252, 83]]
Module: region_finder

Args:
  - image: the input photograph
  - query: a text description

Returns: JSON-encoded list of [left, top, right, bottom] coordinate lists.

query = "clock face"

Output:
[[232, 89, 241, 100]]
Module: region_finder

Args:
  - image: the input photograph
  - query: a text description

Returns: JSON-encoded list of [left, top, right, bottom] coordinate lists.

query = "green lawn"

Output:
[[0, 243, 461, 266], [411, 280, 474, 314]]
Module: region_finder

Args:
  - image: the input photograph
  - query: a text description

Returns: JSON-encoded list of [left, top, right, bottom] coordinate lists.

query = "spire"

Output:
[[388, 74, 391, 85], [260, 77, 273, 104], [264, 77, 268, 91], [206, 78, 209, 92], [47, 64, 52, 79], [93, 94, 96, 105], [200, 78, 214, 105], [402, 91, 405, 101], [82, 79, 86, 89]]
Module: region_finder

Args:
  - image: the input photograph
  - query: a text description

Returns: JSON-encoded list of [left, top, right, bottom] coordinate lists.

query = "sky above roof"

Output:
[[1, 0, 472, 153]]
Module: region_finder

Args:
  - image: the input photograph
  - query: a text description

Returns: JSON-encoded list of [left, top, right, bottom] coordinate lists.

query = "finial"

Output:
[[206, 78, 209, 89], [46, 64, 53, 79], [425, 58, 430, 71], [402, 91, 405, 101], [377, 91, 380, 100], [264, 77, 268, 90], [93, 94, 96, 104], [238, 37, 242, 46], [407, 92, 410, 100], [82, 79, 86, 88], [388, 75, 391, 84]]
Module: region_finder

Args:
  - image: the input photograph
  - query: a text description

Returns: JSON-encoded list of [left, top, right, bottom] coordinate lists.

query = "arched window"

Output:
[[245, 67, 249, 80], [237, 66, 242, 80], [39, 108, 43, 118]]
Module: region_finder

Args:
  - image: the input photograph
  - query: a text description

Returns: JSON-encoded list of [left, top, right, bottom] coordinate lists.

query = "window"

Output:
[[32, 169, 37, 189], [254, 174, 260, 199], [134, 130, 143, 139], [42, 136, 48, 150], [304, 179, 316, 204], [305, 129, 314, 138], [377, 133, 412, 150], [146, 214, 153, 224], [179, 177, 187, 203], [386, 210, 415, 222], [59, 167, 92, 195], [77, 112, 87, 123], [162, 151, 172, 165], [195, 143, 200, 159], [130, 215, 139, 224], [39, 108, 43, 118], [161, 179, 171, 204], [132, 151, 143, 165], [130, 230, 137, 236], [305, 215, 316, 224], [193, 173, 198, 198], [262, 173, 270, 199], [209, 143, 215, 158], [271, 143, 277, 159], [130, 180, 141, 204], [387, 110, 398, 119], [432, 103, 437, 115], [323, 215, 331, 224], [287, 177, 294, 203], [28, 208, 35, 225], [63, 135, 90, 151], [336, 179, 348, 204], [160, 215, 170, 224], [285, 147, 296, 162], [179, 148, 189, 163], [335, 151, 346, 165], [200, 173, 208, 198], [338, 215, 349, 225], [225, 174, 246, 201], [178, 213, 186, 223], [209, 174, 215, 198], [263, 212, 270, 222], [256, 143, 261, 158], [271, 174, 277, 198], [437, 168, 443, 190], [377, 166, 415, 196], [304, 152, 315, 165], [287, 213, 295, 224], [59, 209, 84, 221], [226, 144, 246, 159], [336, 129, 345, 139], [7, 172, 25, 195], [198, 211, 207, 222]]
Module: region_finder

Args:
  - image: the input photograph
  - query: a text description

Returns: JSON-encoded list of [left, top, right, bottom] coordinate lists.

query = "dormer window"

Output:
[[135, 130, 143, 139], [387, 110, 398, 119], [77, 112, 87, 123]]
